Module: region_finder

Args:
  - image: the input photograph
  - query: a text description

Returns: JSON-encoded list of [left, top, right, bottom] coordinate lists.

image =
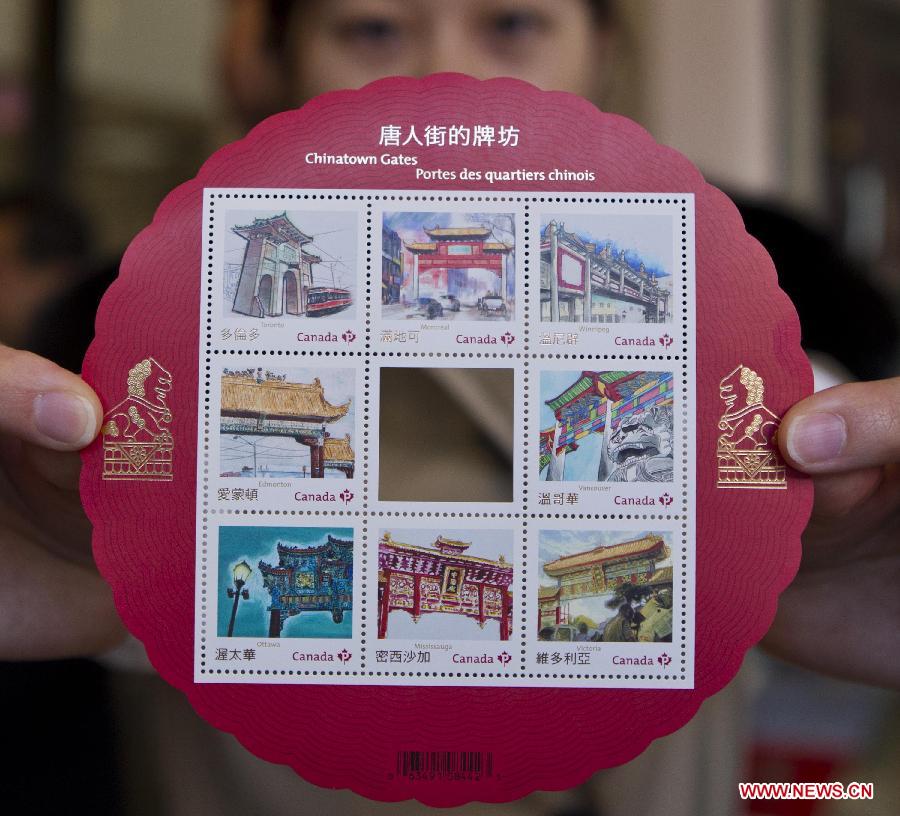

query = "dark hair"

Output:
[[0, 190, 91, 266], [265, 0, 616, 56]]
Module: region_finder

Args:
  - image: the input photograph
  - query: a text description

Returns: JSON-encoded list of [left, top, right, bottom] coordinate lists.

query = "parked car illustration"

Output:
[[407, 297, 444, 319], [479, 295, 507, 317]]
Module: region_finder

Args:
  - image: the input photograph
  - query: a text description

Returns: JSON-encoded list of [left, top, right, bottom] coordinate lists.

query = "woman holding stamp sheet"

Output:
[[0, 0, 897, 812]]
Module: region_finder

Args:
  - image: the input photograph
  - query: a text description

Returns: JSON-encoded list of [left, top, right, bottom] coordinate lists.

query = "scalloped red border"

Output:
[[80, 74, 812, 806]]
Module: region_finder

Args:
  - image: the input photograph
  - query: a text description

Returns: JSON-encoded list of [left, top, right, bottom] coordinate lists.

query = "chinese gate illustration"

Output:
[[220, 370, 354, 479], [259, 535, 353, 636], [378, 533, 513, 640], [540, 370, 674, 482], [405, 226, 511, 305], [230, 212, 352, 318], [537, 534, 671, 630], [541, 220, 671, 323]]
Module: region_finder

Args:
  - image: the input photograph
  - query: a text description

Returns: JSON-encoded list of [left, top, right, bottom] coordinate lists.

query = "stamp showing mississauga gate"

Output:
[[375, 518, 520, 674], [195, 188, 697, 687]]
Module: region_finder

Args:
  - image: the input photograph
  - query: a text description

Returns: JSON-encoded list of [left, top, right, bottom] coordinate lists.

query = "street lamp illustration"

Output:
[[232, 435, 258, 477], [226, 560, 252, 636]]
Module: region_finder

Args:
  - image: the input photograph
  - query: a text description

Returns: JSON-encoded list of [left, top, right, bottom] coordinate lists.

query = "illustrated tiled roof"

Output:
[[482, 242, 512, 252], [404, 241, 438, 252], [545, 371, 635, 412], [221, 375, 350, 422], [323, 434, 354, 462], [275, 535, 353, 556], [538, 585, 560, 601], [379, 533, 511, 569], [424, 226, 492, 239], [232, 212, 313, 245], [543, 535, 666, 576], [648, 566, 673, 585]]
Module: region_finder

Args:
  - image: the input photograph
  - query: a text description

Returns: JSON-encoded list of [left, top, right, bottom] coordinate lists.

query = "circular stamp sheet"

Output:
[[81, 74, 812, 806]]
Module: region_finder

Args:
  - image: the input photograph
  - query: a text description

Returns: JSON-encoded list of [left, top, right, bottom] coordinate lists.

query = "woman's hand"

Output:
[[0, 345, 125, 659], [766, 378, 900, 688]]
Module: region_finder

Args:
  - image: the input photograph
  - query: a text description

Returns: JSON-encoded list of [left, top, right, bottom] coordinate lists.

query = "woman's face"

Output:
[[286, 0, 605, 100]]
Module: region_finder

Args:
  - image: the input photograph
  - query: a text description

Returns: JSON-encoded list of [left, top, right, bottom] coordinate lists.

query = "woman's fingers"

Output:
[[0, 524, 126, 660], [0, 345, 102, 451], [779, 378, 900, 474]]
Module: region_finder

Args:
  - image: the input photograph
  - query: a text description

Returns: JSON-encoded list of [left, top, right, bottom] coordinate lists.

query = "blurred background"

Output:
[[0, 1, 897, 814]]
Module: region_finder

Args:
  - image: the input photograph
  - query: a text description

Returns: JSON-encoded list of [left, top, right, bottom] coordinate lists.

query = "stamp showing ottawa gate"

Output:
[[204, 190, 366, 353], [197, 518, 363, 678], [374, 519, 520, 674], [530, 197, 693, 357], [207, 360, 364, 513]]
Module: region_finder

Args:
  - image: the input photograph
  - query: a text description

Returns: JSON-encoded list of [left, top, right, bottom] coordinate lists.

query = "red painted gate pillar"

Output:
[[378, 570, 391, 639], [501, 588, 511, 641], [412, 574, 421, 622], [310, 440, 324, 478]]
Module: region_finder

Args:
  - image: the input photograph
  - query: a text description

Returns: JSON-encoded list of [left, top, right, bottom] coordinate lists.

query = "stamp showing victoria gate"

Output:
[[195, 190, 696, 688]]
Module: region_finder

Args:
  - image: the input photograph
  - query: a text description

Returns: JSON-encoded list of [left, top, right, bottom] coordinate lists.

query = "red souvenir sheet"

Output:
[[81, 74, 812, 806]]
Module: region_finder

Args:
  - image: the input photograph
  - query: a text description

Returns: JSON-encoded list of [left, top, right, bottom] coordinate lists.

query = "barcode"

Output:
[[396, 751, 494, 781]]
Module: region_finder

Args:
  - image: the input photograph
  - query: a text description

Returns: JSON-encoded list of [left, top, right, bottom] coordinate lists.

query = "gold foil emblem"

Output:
[[716, 365, 786, 489], [101, 358, 173, 481]]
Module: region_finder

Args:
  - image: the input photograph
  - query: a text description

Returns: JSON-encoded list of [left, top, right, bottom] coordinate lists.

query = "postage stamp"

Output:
[[524, 517, 693, 687], [206, 359, 364, 512], [371, 195, 526, 354], [530, 196, 692, 357], [204, 190, 366, 353], [373, 517, 520, 674], [529, 361, 688, 515], [197, 517, 363, 679]]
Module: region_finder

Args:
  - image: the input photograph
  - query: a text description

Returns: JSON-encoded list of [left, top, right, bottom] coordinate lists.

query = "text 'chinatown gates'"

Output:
[[378, 534, 514, 640], [537, 534, 671, 630], [220, 372, 354, 478]]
